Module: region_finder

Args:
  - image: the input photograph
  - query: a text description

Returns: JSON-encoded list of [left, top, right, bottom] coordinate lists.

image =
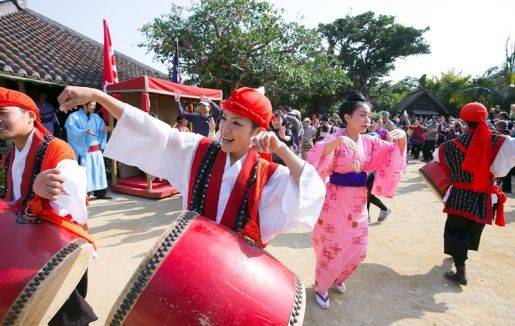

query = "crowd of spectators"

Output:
[[170, 100, 515, 193]]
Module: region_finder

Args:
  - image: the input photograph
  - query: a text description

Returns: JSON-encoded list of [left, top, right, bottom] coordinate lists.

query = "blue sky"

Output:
[[29, 0, 514, 82]]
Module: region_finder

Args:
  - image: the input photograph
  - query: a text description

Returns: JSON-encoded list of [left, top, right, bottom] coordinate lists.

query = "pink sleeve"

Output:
[[306, 135, 337, 180], [369, 139, 407, 198]]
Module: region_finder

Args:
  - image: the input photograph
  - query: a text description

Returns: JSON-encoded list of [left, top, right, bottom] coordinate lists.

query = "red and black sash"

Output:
[[188, 138, 278, 246], [2, 129, 53, 208], [1, 129, 95, 244], [440, 133, 507, 225]]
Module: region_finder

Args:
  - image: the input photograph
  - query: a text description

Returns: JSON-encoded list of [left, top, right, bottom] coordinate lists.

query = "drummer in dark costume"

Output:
[[0, 87, 97, 325], [433, 102, 514, 286], [57, 86, 325, 247]]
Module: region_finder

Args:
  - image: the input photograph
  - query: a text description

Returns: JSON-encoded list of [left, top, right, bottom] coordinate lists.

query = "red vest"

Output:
[[439, 132, 507, 225], [1, 129, 94, 243], [187, 138, 278, 247], [2, 129, 56, 208]]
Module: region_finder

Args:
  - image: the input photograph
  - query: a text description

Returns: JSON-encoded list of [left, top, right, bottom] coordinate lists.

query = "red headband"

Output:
[[222, 87, 272, 129], [0, 87, 51, 135], [459, 102, 488, 122], [459, 102, 491, 191]]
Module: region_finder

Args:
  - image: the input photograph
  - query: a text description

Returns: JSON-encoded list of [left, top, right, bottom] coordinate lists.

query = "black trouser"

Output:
[[501, 166, 514, 193], [422, 139, 435, 161], [49, 271, 98, 326], [366, 174, 387, 212], [92, 188, 109, 198], [411, 143, 422, 159], [444, 214, 485, 267]]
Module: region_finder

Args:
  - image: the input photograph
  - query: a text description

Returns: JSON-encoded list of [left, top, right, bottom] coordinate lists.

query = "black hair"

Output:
[[453, 121, 463, 133], [465, 121, 478, 128], [176, 115, 184, 123], [16, 108, 37, 127], [320, 124, 332, 133], [338, 90, 369, 120], [497, 112, 508, 120], [270, 111, 284, 129], [273, 110, 282, 118]]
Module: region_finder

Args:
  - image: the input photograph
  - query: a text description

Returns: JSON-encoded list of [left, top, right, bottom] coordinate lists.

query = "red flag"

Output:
[[101, 19, 118, 122]]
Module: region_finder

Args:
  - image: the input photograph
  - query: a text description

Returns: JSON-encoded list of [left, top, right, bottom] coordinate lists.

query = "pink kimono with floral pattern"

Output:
[[307, 128, 406, 293]]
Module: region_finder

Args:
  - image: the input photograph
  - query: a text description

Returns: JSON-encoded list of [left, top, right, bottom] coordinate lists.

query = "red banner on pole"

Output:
[[101, 19, 119, 122]]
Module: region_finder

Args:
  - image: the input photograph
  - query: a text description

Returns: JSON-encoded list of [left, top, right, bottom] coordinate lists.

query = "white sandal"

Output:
[[334, 282, 346, 294], [314, 290, 330, 309]]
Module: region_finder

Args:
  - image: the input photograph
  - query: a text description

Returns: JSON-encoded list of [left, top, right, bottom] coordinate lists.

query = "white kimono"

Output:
[[11, 129, 88, 224], [104, 104, 326, 243]]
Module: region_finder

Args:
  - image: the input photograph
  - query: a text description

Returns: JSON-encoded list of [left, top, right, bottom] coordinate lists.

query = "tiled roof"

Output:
[[0, 7, 167, 88]]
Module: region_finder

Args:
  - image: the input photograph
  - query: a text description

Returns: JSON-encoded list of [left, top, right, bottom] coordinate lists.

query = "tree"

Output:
[[460, 38, 515, 110], [319, 11, 430, 99], [425, 70, 471, 116], [370, 77, 420, 112], [139, 0, 348, 108]]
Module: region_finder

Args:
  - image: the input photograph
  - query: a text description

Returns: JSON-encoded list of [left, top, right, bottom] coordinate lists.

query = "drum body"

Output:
[[108, 211, 305, 326], [0, 201, 93, 325], [419, 161, 450, 201]]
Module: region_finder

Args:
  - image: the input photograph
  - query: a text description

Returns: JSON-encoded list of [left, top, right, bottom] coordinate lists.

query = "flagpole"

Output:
[[172, 37, 182, 84], [103, 18, 119, 185]]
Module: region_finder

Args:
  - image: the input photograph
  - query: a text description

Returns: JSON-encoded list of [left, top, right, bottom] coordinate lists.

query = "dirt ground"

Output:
[[86, 160, 515, 325]]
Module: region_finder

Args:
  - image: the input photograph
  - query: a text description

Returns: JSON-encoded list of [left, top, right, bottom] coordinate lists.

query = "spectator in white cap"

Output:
[[381, 111, 397, 132], [301, 117, 316, 159], [174, 94, 221, 137], [282, 108, 302, 155]]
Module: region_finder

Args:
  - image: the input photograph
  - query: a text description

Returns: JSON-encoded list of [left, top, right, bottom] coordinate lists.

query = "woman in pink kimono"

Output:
[[307, 91, 407, 309]]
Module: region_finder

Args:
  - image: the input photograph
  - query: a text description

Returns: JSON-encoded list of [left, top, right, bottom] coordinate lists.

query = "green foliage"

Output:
[[444, 38, 514, 113], [425, 70, 472, 116], [319, 11, 430, 99], [139, 2, 511, 116], [368, 77, 419, 112], [139, 0, 348, 109], [463, 38, 515, 110]]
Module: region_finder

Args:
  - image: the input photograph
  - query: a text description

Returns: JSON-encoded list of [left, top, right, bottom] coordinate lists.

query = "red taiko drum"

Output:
[[108, 211, 306, 326], [0, 201, 94, 325], [419, 160, 450, 201]]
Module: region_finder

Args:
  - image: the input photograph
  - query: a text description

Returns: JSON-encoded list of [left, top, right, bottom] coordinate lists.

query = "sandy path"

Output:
[[86, 160, 514, 325]]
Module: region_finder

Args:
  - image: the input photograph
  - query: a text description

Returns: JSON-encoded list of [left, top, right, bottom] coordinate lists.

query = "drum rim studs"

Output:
[[1, 238, 87, 326], [108, 211, 197, 326]]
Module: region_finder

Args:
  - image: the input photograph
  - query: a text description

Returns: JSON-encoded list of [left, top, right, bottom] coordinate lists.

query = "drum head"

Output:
[[108, 210, 306, 325], [419, 161, 450, 202], [13, 242, 93, 325], [0, 204, 94, 326]]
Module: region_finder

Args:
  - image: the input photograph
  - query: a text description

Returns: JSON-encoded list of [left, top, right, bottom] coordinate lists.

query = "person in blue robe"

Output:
[[65, 101, 112, 199]]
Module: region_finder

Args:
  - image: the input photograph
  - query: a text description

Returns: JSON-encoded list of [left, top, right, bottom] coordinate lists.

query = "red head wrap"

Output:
[[0, 87, 52, 136], [459, 102, 491, 190], [459, 102, 489, 122], [222, 87, 272, 130]]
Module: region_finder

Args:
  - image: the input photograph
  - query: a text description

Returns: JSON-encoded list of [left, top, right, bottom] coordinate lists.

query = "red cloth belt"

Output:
[[88, 145, 100, 152], [452, 182, 507, 226], [10, 200, 95, 246]]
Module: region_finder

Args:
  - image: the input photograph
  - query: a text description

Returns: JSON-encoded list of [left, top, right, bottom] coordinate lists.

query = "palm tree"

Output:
[[460, 38, 515, 109]]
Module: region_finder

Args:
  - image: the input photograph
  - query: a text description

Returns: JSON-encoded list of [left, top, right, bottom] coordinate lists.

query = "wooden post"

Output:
[[108, 113, 117, 185], [147, 95, 155, 191], [17, 80, 25, 93], [146, 174, 152, 192]]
